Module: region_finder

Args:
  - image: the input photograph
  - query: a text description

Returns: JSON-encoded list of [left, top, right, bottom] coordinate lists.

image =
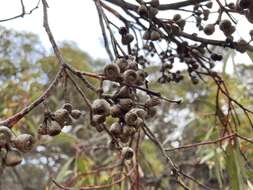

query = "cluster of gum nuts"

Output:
[[38, 103, 82, 136], [0, 126, 34, 167], [90, 56, 161, 160]]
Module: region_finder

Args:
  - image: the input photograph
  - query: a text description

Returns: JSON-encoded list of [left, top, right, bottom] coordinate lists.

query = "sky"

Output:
[[0, 0, 252, 67], [0, 0, 108, 59]]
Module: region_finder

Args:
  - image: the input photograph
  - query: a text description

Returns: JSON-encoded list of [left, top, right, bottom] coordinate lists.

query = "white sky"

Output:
[[0, 0, 252, 67], [0, 0, 108, 59]]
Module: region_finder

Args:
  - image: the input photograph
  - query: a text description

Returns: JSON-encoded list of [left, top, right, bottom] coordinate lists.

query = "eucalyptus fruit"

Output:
[[3, 149, 23, 167], [0, 126, 14, 147], [92, 99, 110, 116], [13, 134, 34, 152], [121, 147, 134, 160]]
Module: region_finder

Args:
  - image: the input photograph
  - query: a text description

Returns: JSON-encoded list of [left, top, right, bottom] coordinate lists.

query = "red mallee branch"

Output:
[[0, 68, 64, 128], [165, 132, 253, 152], [165, 133, 236, 152]]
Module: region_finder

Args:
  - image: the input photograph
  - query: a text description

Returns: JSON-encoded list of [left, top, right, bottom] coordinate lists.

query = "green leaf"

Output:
[[55, 157, 74, 182], [47, 132, 78, 146], [225, 143, 245, 190]]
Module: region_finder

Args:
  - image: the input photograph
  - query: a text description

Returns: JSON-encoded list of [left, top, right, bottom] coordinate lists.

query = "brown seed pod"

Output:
[[38, 124, 48, 135], [123, 69, 137, 85], [52, 108, 70, 126], [173, 14, 181, 22], [206, 2, 213, 9], [91, 114, 106, 126], [110, 105, 122, 118], [121, 34, 134, 45], [204, 24, 215, 35], [48, 123, 62, 136], [149, 7, 158, 18], [219, 19, 232, 35], [119, 134, 130, 143], [123, 126, 136, 136], [125, 111, 138, 126], [136, 70, 147, 86], [71, 109, 82, 119], [115, 58, 128, 73], [127, 61, 138, 71], [143, 30, 151, 40], [3, 149, 23, 167], [121, 147, 134, 160], [138, 4, 148, 16], [13, 134, 34, 152], [92, 99, 110, 116], [119, 98, 134, 112], [0, 126, 14, 147], [246, 9, 253, 23], [150, 0, 160, 8], [109, 122, 122, 136], [176, 19, 186, 30], [104, 64, 121, 82], [235, 39, 249, 53], [203, 9, 210, 21], [150, 30, 161, 41], [238, 0, 251, 9], [135, 118, 144, 128], [62, 103, 73, 113], [145, 97, 161, 107], [131, 108, 147, 120], [118, 27, 128, 35], [171, 23, 181, 35]]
